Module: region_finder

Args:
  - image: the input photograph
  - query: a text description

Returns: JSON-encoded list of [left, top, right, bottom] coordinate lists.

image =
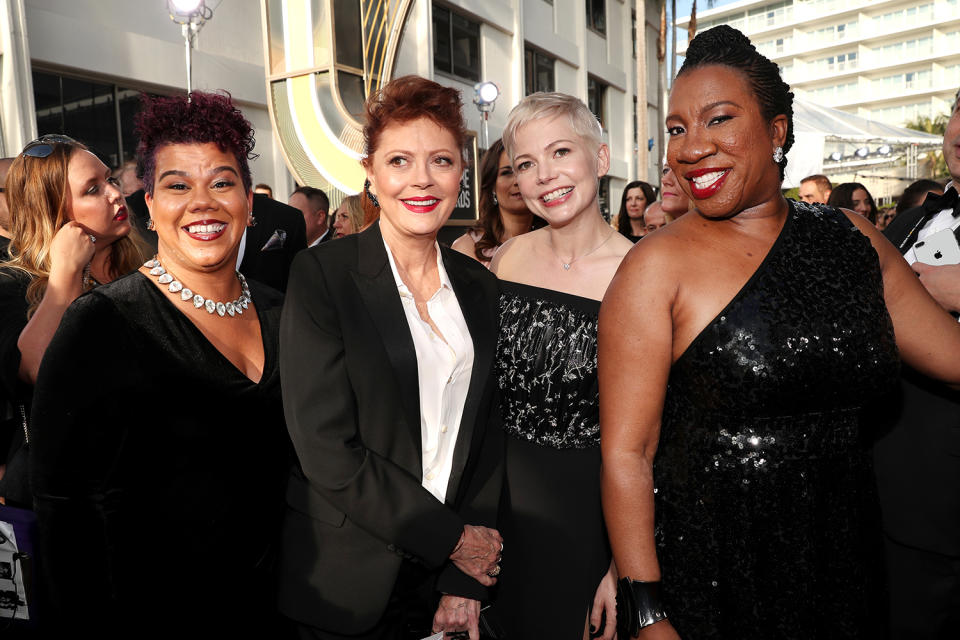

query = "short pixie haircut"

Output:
[[135, 91, 257, 196], [502, 92, 602, 161], [362, 75, 467, 163]]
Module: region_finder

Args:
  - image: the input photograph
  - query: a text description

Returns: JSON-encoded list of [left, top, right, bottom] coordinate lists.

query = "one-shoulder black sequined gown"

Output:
[[655, 201, 900, 639], [492, 281, 610, 638]]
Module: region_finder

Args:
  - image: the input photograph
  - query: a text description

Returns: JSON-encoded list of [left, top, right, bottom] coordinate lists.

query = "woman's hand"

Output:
[[48, 221, 96, 286], [589, 561, 618, 639], [449, 524, 503, 586], [432, 595, 481, 640]]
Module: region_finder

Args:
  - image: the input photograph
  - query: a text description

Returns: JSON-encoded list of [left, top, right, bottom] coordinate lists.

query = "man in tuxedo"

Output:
[[239, 192, 307, 292], [126, 189, 307, 292], [876, 88, 960, 638], [288, 186, 331, 247]]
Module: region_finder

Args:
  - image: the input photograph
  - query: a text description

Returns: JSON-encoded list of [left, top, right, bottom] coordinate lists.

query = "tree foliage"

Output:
[[905, 114, 949, 178]]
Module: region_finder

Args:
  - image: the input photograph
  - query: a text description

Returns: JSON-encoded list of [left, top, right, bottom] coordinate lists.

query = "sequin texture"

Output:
[[497, 282, 601, 449], [654, 201, 899, 639]]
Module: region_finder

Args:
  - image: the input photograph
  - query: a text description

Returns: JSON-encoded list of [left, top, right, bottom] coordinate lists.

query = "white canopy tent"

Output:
[[783, 99, 943, 189]]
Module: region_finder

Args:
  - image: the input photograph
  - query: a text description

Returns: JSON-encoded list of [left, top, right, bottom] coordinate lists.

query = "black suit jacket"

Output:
[[277, 223, 504, 633], [240, 194, 307, 292], [874, 200, 960, 556], [126, 191, 307, 292]]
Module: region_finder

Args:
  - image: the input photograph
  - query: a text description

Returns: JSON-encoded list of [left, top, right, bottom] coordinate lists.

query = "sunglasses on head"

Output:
[[20, 134, 78, 159]]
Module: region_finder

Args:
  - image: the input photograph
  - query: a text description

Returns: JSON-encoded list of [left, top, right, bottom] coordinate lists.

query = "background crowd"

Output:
[[0, 22, 958, 640]]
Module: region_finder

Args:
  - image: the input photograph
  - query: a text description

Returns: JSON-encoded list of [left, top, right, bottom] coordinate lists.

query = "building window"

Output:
[[588, 76, 607, 128], [32, 70, 149, 169], [598, 176, 610, 221], [525, 47, 555, 95], [632, 11, 637, 57], [586, 0, 605, 35], [433, 4, 480, 82]]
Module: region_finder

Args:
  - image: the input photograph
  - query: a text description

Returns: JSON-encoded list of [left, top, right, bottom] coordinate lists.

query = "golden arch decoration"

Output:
[[260, 0, 414, 201]]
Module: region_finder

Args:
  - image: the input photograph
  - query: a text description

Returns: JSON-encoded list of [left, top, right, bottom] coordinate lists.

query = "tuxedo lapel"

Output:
[[443, 248, 497, 504], [350, 225, 422, 461]]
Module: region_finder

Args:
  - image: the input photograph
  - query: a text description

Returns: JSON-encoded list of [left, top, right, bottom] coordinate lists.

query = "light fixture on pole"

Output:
[[167, 0, 214, 99], [473, 81, 500, 150]]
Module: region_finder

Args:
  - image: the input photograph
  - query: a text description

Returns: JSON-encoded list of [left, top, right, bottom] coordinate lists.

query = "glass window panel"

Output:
[[266, 0, 286, 75], [525, 48, 534, 95], [311, 0, 331, 68], [536, 53, 554, 92], [337, 71, 365, 118], [433, 6, 451, 74], [451, 13, 479, 81], [58, 76, 119, 167], [333, 0, 362, 69]]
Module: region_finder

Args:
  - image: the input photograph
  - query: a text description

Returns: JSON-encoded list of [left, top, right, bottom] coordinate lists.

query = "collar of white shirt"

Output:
[[383, 238, 453, 297]]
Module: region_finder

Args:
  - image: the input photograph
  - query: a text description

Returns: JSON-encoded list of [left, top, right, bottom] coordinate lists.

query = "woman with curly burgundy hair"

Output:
[[278, 75, 504, 640], [30, 91, 289, 635], [452, 138, 538, 266]]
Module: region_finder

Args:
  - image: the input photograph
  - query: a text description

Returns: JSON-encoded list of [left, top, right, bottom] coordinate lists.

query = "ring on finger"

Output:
[[487, 564, 501, 577]]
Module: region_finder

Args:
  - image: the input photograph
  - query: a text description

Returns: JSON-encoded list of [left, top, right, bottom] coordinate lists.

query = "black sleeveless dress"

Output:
[[654, 201, 900, 638], [492, 281, 611, 638]]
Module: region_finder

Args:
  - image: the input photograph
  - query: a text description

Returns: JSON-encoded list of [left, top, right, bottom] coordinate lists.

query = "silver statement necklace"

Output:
[[144, 257, 251, 318], [550, 228, 617, 270]]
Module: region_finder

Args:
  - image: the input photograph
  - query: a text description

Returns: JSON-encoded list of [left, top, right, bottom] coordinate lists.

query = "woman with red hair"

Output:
[[278, 75, 504, 640], [30, 91, 290, 634]]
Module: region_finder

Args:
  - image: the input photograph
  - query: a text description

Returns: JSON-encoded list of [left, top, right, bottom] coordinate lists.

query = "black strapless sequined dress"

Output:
[[492, 281, 610, 638], [655, 201, 900, 638]]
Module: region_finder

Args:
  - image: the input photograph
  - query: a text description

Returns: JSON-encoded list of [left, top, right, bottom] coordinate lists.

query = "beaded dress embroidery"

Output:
[[654, 201, 899, 638], [497, 284, 601, 449]]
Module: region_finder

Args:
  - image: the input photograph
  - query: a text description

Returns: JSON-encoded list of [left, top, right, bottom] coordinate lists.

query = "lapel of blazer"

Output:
[[349, 224, 422, 462], [442, 246, 497, 504]]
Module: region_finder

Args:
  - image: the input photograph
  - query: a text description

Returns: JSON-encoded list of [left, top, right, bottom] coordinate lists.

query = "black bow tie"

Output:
[[922, 188, 960, 217]]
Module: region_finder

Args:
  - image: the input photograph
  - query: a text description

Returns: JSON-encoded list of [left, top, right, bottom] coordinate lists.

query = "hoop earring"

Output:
[[364, 179, 380, 208], [147, 218, 155, 231], [773, 146, 784, 163]]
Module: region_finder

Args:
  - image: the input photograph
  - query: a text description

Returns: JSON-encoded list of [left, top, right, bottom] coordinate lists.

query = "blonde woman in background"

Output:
[[0, 135, 141, 507], [331, 194, 364, 238]]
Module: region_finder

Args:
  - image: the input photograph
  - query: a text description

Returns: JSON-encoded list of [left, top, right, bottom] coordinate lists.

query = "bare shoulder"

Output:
[[451, 231, 476, 258], [619, 216, 694, 274], [606, 228, 635, 257], [490, 228, 543, 277]]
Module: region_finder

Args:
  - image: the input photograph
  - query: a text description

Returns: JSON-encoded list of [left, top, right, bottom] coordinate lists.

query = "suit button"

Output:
[[440, 425, 448, 433]]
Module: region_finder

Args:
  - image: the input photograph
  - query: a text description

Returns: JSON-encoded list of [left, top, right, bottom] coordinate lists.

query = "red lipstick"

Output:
[[401, 196, 441, 214], [685, 168, 730, 199]]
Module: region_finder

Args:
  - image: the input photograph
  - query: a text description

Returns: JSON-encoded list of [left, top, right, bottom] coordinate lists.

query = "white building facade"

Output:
[[677, 0, 960, 128], [0, 0, 665, 218], [0, 0, 295, 196]]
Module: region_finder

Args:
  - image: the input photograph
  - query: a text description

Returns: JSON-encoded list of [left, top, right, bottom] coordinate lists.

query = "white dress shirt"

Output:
[[384, 239, 474, 503], [903, 182, 957, 265]]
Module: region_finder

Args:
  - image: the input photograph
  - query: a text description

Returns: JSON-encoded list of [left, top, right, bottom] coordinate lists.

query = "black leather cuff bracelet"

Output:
[[616, 578, 668, 638]]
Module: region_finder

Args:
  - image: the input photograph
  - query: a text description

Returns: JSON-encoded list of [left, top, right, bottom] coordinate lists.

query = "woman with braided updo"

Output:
[[599, 26, 960, 638]]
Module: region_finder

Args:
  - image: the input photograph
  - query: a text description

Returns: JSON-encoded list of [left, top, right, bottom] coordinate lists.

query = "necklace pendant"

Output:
[[562, 263, 571, 270]]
